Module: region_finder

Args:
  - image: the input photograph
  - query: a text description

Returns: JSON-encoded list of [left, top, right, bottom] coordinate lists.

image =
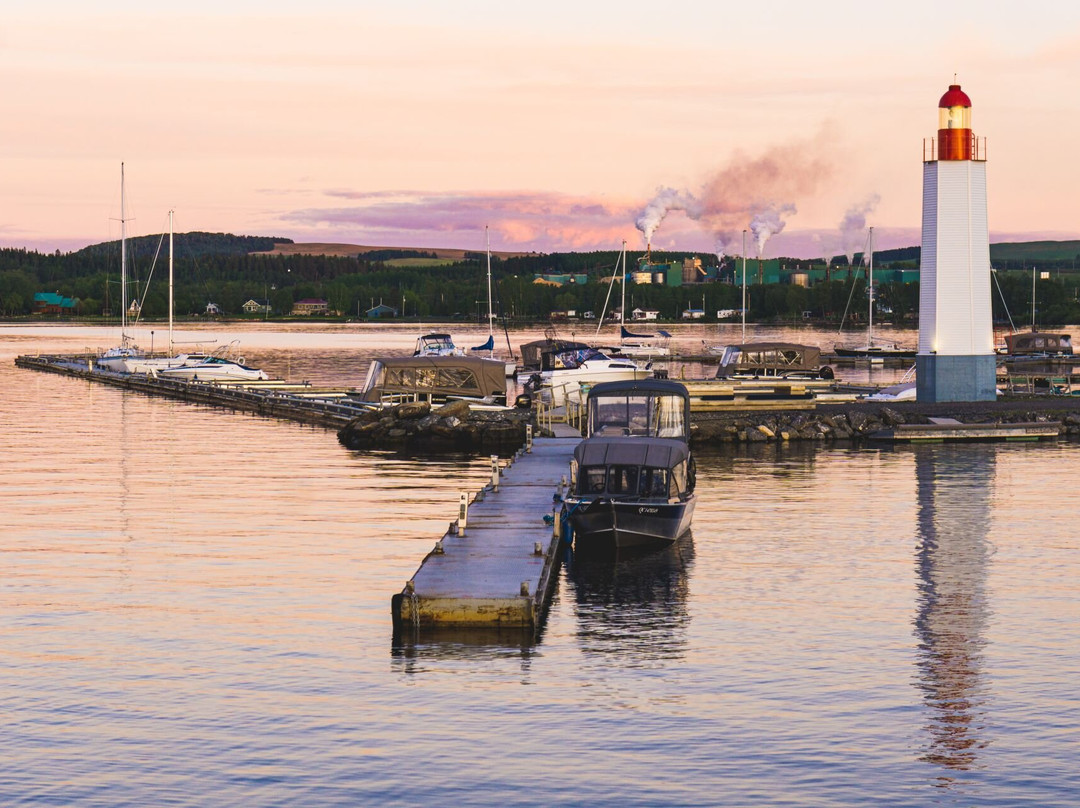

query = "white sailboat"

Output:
[[834, 227, 915, 359], [98, 163, 146, 371], [469, 226, 517, 376], [115, 210, 269, 381]]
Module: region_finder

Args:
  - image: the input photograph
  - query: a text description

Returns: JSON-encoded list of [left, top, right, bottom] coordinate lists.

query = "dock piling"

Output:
[[458, 492, 469, 535], [490, 455, 500, 491]]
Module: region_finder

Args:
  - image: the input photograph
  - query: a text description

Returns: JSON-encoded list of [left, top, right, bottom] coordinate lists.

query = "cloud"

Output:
[[279, 190, 636, 251]]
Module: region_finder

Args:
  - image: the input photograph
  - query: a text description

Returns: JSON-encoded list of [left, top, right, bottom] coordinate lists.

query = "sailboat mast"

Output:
[[1032, 265, 1037, 330], [741, 229, 747, 342], [169, 209, 174, 355], [868, 226, 874, 346], [120, 162, 127, 340], [621, 241, 627, 327], [596, 244, 621, 337], [485, 225, 494, 342]]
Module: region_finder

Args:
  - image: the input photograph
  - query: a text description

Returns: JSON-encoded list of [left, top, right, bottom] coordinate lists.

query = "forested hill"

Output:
[[75, 232, 292, 260], [874, 241, 1080, 268]]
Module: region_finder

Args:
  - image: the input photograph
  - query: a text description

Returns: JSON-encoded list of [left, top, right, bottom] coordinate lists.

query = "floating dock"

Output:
[[391, 436, 578, 631], [15, 354, 366, 429], [870, 417, 1061, 443]]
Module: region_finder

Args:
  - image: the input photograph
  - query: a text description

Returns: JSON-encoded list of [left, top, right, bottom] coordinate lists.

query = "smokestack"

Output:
[[757, 258, 763, 284], [646, 242, 652, 264]]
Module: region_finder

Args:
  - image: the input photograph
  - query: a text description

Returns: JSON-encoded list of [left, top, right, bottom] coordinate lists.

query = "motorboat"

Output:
[[715, 342, 834, 380], [833, 342, 916, 359], [563, 379, 696, 551], [357, 354, 508, 407], [413, 333, 464, 357], [524, 346, 652, 407], [155, 356, 270, 382]]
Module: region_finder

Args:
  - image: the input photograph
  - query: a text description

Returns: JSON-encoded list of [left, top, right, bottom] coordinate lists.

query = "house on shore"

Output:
[[34, 292, 79, 315], [292, 298, 329, 316]]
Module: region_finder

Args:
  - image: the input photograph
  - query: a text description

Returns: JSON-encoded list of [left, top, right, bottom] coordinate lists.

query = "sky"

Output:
[[3, 0, 1080, 259]]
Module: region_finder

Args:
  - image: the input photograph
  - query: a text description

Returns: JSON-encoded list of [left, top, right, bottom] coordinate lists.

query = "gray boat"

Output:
[[563, 379, 696, 551]]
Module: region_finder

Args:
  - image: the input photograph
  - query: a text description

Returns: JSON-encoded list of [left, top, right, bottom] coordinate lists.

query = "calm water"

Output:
[[2, 324, 1079, 807]]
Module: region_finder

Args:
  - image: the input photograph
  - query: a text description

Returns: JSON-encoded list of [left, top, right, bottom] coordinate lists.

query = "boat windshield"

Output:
[[578, 465, 676, 498], [588, 392, 687, 439]]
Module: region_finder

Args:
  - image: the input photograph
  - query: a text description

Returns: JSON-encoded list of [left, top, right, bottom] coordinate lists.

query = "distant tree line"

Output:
[[4, 235, 1080, 324]]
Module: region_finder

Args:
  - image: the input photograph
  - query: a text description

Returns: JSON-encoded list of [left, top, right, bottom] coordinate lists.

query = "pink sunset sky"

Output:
[[3, 0, 1080, 259]]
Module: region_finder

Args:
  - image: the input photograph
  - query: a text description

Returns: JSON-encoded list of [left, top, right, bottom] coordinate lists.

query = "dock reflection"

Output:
[[567, 533, 695, 664], [912, 445, 994, 780], [391, 626, 538, 673]]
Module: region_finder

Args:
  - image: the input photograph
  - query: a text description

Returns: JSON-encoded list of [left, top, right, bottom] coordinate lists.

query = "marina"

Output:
[[5, 325, 1080, 807]]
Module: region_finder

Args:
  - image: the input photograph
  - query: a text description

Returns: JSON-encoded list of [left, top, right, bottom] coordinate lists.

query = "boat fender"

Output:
[[820, 365, 834, 380]]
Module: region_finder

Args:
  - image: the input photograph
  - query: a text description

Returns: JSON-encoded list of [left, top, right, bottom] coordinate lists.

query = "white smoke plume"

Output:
[[696, 132, 833, 258], [749, 204, 796, 258], [634, 187, 702, 246], [839, 194, 880, 265], [810, 233, 833, 265]]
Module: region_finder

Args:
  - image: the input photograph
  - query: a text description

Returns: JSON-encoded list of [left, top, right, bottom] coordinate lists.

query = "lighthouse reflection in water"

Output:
[[913, 445, 992, 777]]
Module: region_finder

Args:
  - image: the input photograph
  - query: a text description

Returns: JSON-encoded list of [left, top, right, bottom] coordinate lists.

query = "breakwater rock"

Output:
[[337, 400, 529, 453], [689, 399, 1080, 444]]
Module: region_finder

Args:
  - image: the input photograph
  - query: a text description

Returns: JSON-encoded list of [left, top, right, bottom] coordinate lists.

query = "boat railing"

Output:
[[533, 380, 589, 433]]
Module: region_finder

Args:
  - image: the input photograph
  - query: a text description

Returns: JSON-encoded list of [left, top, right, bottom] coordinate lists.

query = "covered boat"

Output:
[[715, 342, 833, 380], [358, 355, 508, 406], [564, 379, 696, 551], [1002, 330, 1073, 356], [518, 338, 591, 372]]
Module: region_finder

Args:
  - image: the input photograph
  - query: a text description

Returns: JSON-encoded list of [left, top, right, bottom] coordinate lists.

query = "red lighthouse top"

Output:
[[937, 83, 973, 160], [939, 84, 971, 108]]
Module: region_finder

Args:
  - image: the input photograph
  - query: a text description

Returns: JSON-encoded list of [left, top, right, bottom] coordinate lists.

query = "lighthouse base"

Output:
[[916, 354, 997, 403]]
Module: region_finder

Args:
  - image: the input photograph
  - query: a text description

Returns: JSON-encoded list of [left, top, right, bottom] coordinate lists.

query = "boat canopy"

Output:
[[413, 333, 462, 356], [519, 339, 591, 371], [360, 355, 507, 403], [573, 436, 691, 498], [1003, 331, 1072, 355], [585, 379, 690, 440], [574, 436, 690, 468], [621, 325, 652, 339], [716, 342, 821, 377]]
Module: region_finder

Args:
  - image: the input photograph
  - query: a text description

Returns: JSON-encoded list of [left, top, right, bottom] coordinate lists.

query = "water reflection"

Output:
[[568, 533, 695, 664], [912, 445, 993, 779], [391, 627, 538, 673]]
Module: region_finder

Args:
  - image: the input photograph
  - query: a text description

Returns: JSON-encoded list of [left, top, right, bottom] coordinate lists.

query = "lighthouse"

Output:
[[916, 83, 996, 402]]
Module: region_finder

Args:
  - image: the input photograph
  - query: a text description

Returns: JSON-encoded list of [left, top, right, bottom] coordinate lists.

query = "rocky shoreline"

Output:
[[337, 400, 530, 453], [687, 398, 1080, 444], [337, 396, 1080, 453]]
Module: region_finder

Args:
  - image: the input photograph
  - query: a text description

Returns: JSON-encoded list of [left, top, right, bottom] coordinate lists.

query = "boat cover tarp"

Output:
[[727, 342, 821, 368], [519, 339, 591, 371], [574, 436, 690, 470], [360, 355, 506, 401], [621, 325, 653, 339]]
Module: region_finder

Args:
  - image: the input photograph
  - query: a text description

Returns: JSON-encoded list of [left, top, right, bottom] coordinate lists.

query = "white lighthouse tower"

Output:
[[916, 83, 997, 402]]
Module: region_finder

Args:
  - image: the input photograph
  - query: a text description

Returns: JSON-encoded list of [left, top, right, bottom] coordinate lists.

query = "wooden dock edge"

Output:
[[391, 526, 566, 632], [870, 421, 1061, 443]]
